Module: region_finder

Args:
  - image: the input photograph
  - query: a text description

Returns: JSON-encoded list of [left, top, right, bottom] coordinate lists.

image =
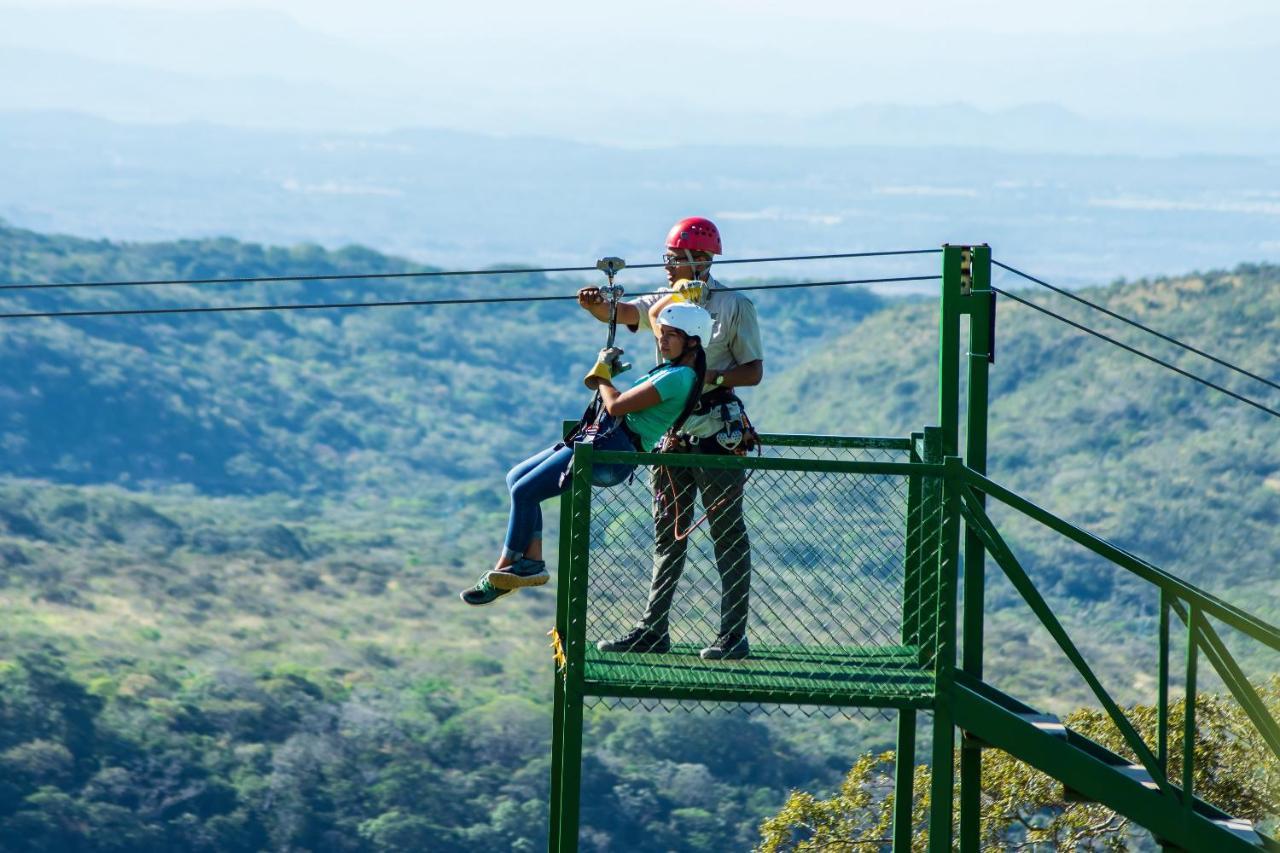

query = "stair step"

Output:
[[1157, 820, 1263, 851], [1213, 818, 1262, 846], [1074, 769, 1264, 846], [1022, 713, 1068, 739], [1111, 763, 1161, 790], [964, 711, 1067, 749], [1065, 763, 1160, 804]]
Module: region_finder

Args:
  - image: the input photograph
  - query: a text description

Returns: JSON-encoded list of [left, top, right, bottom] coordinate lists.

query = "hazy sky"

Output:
[[3, 0, 1278, 140]]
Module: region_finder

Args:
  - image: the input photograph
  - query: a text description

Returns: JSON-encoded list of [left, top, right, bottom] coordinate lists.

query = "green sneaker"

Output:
[[487, 558, 549, 590], [459, 576, 512, 606]]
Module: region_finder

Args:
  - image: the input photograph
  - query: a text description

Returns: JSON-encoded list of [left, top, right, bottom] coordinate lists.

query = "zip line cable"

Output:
[[0, 275, 939, 321], [994, 259, 1280, 394], [992, 286, 1280, 421], [0, 249, 942, 293]]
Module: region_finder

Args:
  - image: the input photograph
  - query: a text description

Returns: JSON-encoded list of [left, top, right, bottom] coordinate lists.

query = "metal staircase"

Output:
[[954, 672, 1277, 851]]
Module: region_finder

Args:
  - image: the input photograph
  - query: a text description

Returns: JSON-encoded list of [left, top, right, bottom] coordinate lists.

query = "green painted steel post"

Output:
[[547, 422, 578, 853], [933, 248, 964, 853], [959, 245, 991, 852], [903, 432, 925, 647], [556, 442, 595, 852], [893, 709, 917, 851], [939, 246, 965, 457], [547, 487, 572, 852], [1183, 605, 1198, 823], [919, 428, 944, 667], [928, 699, 955, 853], [928, 457, 963, 853], [1158, 590, 1170, 778]]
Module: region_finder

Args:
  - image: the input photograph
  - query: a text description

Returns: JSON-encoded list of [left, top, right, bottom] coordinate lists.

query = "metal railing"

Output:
[[557, 433, 952, 713], [958, 465, 1280, 821]]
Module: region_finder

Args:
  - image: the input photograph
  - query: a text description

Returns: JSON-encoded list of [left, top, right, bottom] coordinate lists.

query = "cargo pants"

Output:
[[640, 442, 751, 637]]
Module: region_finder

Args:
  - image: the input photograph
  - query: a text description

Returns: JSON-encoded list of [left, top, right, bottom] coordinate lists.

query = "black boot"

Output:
[[700, 632, 749, 661], [597, 625, 671, 654]]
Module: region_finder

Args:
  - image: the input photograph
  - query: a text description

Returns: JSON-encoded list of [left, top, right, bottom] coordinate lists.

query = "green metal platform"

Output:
[[582, 643, 932, 707]]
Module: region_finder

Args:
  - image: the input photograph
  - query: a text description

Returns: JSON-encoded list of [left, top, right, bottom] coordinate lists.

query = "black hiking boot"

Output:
[[700, 632, 749, 661], [596, 625, 671, 654]]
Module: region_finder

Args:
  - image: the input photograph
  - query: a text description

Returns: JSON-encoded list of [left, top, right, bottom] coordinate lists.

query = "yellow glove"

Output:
[[584, 347, 624, 389], [670, 278, 705, 306]]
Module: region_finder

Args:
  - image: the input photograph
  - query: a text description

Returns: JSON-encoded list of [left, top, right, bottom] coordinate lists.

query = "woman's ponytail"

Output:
[[666, 337, 707, 442]]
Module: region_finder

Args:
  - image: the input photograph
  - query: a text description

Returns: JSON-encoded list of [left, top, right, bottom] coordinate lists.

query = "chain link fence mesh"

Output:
[[571, 437, 946, 717]]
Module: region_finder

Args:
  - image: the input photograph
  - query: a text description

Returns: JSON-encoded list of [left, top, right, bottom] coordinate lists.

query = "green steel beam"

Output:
[[959, 244, 992, 852], [555, 442, 596, 852], [893, 709, 918, 852], [927, 459, 964, 853], [939, 245, 965, 457], [548, 420, 583, 852], [963, 468, 1280, 651], [931, 244, 966, 853], [589, 450, 942, 477], [1158, 590, 1171, 777], [918, 429, 944, 675], [938, 458, 962, 684], [902, 432, 925, 646], [955, 485, 1175, 800], [580, 682, 933, 709], [1183, 606, 1198, 823], [928, 696, 955, 853], [547, 426, 576, 853], [1169, 599, 1280, 762], [758, 433, 914, 450]]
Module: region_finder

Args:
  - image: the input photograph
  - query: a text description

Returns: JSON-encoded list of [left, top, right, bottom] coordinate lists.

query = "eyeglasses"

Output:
[[662, 253, 710, 268]]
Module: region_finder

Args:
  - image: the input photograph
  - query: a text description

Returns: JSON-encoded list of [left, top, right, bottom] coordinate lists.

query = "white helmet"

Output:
[[656, 302, 713, 345]]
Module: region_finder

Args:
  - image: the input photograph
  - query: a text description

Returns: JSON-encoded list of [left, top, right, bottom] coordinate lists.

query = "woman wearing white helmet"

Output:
[[461, 302, 712, 605]]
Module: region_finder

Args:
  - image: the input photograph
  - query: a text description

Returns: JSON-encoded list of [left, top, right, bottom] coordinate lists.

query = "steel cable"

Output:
[[0, 275, 940, 321], [992, 286, 1280, 421], [994, 259, 1280, 394], [0, 248, 942, 293]]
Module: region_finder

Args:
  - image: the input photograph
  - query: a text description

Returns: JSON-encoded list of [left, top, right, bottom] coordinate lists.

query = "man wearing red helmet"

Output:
[[578, 217, 764, 660]]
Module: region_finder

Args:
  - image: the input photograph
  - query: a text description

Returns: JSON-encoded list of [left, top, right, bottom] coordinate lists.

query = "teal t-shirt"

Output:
[[624, 363, 697, 451]]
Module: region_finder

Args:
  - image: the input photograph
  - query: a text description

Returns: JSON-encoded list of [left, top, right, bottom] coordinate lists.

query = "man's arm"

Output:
[[577, 287, 640, 327], [715, 298, 765, 388], [708, 360, 764, 389]]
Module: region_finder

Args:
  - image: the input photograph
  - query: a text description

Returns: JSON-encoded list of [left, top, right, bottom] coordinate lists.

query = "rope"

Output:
[[0, 275, 939, 321], [994, 259, 1280, 394], [0, 248, 942, 293], [992, 286, 1280, 421]]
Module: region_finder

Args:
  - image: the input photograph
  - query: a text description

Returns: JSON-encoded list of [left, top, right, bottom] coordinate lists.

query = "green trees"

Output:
[[758, 683, 1280, 850]]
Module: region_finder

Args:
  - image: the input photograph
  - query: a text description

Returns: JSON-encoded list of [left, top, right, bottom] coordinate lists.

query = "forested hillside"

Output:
[[0, 221, 1277, 850], [0, 222, 888, 852]]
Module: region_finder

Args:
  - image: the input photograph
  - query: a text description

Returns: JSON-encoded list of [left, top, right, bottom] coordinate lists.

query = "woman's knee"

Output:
[[509, 475, 539, 505], [505, 464, 525, 491]]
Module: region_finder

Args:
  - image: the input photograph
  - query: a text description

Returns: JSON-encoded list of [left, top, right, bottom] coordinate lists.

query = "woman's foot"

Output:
[[459, 575, 512, 606], [487, 557, 549, 590]]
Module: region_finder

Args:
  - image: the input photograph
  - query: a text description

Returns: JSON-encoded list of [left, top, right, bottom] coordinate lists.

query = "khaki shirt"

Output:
[[627, 277, 765, 374]]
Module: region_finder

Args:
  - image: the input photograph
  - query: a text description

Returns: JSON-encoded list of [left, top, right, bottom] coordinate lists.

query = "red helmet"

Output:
[[666, 217, 722, 255]]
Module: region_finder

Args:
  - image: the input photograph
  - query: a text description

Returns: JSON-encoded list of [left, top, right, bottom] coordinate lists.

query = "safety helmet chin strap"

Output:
[[681, 249, 711, 281]]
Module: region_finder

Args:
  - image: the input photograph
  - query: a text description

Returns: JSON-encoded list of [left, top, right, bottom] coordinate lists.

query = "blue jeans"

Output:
[[503, 415, 637, 558]]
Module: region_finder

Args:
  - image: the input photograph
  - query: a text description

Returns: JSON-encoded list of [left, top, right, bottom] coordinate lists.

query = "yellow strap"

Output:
[[547, 627, 567, 673]]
